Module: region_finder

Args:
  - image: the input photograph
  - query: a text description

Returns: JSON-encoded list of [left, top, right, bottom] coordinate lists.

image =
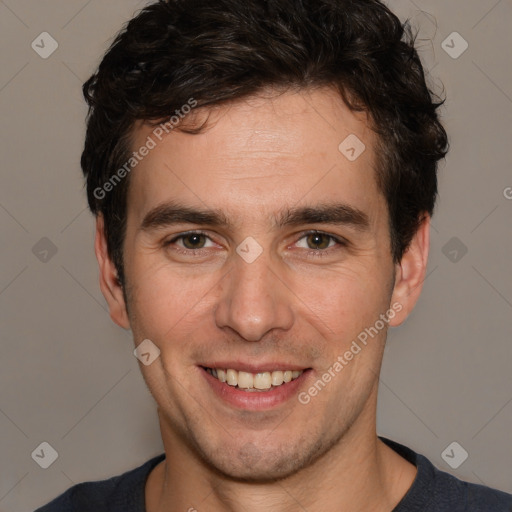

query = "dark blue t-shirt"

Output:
[[35, 437, 512, 511]]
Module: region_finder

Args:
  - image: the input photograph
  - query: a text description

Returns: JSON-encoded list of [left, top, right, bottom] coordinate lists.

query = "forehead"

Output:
[[126, 87, 385, 228]]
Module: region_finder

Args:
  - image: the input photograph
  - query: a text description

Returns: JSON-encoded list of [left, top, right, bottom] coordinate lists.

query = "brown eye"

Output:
[[305, 233, 332, 250], [180, 233, 207, 249]]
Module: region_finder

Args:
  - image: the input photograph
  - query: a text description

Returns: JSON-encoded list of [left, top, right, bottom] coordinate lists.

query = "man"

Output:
[[36, 0, 512, 511]]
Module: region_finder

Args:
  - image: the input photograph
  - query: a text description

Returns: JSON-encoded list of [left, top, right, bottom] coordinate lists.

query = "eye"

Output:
[[297, 232, 336, 250], [297, 231, 340, 249], [293, 230, 346, 258], [178, 232, 209, 249], [164, 231, 216, 252]]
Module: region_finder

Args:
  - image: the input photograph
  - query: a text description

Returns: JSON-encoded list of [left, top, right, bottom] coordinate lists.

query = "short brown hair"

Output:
[[81, 0, 448, 287]]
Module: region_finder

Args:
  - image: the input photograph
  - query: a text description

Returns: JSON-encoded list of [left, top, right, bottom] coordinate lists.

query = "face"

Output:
[[96, 87, 428, 481]]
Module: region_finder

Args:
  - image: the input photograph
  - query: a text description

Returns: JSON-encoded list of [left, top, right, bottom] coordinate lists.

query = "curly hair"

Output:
[[81, 0, 448, 288]]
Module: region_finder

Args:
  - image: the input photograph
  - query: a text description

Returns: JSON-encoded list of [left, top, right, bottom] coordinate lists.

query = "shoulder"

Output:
[[34, 453, 165, 512], [379, 436, 512, 512], [431, 466, 512, 511]]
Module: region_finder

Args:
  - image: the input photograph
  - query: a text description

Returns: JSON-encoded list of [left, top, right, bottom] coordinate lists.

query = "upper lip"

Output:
[[200, 362, 310, 373]]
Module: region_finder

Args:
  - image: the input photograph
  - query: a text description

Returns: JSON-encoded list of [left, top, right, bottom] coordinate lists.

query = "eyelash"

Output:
[[163, 230, 347, 259]]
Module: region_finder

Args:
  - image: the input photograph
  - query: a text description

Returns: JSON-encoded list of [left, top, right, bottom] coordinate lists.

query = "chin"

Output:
[[209, 456, 302, 483], [198, 436, 329, 483]]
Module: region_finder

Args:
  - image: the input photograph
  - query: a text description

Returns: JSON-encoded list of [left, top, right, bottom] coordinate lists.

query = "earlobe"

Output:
[[94, 214, 131, 330], [388, 215, 431, 327]]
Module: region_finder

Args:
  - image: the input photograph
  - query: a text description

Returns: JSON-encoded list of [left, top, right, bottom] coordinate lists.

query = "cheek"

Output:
[[127, 258, 219, 339], [291, 264, 391, 336]]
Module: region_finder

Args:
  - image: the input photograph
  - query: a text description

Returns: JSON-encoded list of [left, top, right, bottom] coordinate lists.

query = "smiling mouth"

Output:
[[202, 366, 306, 392]]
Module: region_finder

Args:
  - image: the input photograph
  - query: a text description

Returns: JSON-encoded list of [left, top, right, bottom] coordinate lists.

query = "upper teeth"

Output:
[[206, 368, 303, 390]]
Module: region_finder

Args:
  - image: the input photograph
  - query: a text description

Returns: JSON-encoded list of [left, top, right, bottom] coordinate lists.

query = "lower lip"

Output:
[[200, 367, 312, 410]]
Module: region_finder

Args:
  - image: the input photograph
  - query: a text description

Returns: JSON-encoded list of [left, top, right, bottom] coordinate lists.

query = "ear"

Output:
[[388, 214, 430, 327], [94, 214, 131, 329]]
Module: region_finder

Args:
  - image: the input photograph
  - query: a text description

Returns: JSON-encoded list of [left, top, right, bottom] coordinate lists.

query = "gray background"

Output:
[[0, 0, 511, 510]]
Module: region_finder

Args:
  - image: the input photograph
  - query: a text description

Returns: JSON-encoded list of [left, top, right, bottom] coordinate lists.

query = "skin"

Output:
[[95, 86, 429, 512]]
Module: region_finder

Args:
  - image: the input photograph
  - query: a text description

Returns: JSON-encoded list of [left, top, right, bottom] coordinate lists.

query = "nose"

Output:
[[214, 249, 294, 342]]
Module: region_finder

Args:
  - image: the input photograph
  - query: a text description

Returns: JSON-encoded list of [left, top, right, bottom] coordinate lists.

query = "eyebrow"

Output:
[[140, 201, 371, 233], [277, 204, 370, 231], [140, 202, 230, 232]]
